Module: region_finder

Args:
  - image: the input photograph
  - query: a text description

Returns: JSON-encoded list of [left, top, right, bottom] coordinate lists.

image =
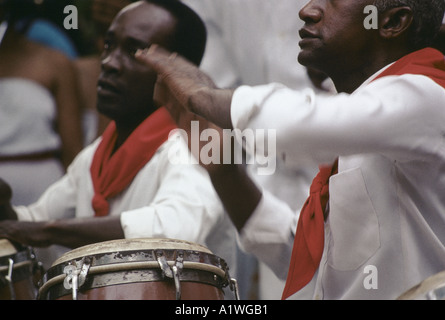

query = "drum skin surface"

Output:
[[39, 238, 230, 300]]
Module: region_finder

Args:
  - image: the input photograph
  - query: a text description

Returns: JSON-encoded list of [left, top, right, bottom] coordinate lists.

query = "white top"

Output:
[[14, 133, 237, 276], [0, 78, 61, 155], [232, 69, 445, 299]]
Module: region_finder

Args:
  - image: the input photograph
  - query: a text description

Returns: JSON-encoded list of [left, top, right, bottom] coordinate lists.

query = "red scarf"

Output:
[[281, 48, 445, 299], [90, 107, 177, 217]]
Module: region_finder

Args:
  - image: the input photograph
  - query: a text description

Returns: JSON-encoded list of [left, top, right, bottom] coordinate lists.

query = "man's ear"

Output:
[[379, 6, 414, 39]]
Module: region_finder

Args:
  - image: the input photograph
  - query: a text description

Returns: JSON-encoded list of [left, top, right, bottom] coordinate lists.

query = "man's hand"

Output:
[[135, 45, 234, 130], [0, 178, 17, 221], [0, 220, 50, 247]]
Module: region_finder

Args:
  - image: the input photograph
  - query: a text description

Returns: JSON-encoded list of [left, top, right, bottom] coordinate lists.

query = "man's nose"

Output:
[[299, 0, 323, 24], [101, 49, 122, 73]]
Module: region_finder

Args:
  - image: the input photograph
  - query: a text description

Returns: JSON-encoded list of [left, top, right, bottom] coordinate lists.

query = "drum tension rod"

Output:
[[5, 258, 16, 300], [156, 250, 184, 300], [63, 257, 92, 300]]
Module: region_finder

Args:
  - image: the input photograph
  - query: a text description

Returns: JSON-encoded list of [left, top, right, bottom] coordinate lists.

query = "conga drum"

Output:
[[397, 271, 445, 300], [0, 239, 40, 300], [38, 238, 238, 300]]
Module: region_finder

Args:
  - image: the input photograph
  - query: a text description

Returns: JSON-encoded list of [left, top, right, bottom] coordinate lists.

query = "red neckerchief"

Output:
[[281, 48, 445, 299], [90, 107, 177, 217]]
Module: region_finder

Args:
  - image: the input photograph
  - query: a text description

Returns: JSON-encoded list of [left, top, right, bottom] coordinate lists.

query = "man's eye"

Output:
[[103, 41, 111, 51]]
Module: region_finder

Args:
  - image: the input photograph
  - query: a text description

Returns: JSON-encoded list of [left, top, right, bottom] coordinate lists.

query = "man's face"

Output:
[[298, 0, 376, 76], [97, 2, 176, 122]]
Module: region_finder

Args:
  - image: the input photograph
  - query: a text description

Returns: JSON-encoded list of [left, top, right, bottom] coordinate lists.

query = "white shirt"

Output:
[[14, 133, 237, 278], [233, 68, 445, 299]]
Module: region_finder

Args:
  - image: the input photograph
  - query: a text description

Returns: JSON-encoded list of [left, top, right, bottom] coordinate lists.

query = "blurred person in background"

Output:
[[0, 1, 237, 291], [0, 0, 84, 268]]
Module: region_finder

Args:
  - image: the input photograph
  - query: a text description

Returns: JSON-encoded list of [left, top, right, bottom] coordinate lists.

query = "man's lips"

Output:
[[97, 78, 121, 95], [299, 28, 320, 39], [298, 28, 320, 47]]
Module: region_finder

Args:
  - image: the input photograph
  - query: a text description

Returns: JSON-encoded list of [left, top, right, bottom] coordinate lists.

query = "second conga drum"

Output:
[[38, 238, 237, 300], [0, 239, 40, 300]]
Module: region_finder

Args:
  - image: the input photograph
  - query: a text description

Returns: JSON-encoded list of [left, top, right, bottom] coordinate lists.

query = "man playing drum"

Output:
[[0, 0, 237, 297], [135, 0, 445, 300]]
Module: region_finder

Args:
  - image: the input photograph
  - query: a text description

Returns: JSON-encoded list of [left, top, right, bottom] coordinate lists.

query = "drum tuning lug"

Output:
[[172, 265, 181, 300], [175, 251, 184, 273], [62, 258, 91, 300], [230, 278, 240, 300], [223, 268, 240, 300], [156, 251, 183, 300], [63, 264, 79, 300], [156, 252, 173, 278], [5, 258, 16, 300], [78, 257, 91, 287]]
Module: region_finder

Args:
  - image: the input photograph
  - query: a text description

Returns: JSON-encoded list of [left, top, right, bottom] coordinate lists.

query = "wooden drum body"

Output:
[[38, 238, 236, 300], [0, 239, 39, 300]]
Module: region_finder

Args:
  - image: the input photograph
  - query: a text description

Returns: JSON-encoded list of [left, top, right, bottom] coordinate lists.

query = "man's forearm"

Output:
[[189, 88, 235, 130], [208, 164, 262, 231], [34, 216, 125, 249]]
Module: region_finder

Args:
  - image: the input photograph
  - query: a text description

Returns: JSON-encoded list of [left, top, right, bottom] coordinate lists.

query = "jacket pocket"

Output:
[[327, 167, 381, 271]]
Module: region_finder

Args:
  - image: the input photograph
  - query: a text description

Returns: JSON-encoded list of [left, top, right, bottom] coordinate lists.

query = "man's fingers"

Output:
[[0, 179, 12, 205], [135, 45, 181, 71]]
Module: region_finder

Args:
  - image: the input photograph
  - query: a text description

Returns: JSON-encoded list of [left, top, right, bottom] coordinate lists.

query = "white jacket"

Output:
[[234, 67, 445, 299]]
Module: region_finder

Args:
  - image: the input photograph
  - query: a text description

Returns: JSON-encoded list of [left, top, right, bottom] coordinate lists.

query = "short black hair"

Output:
[[374, 0, 445, 50], [0, 0, 43, 23], [144, 0, 206, 66]]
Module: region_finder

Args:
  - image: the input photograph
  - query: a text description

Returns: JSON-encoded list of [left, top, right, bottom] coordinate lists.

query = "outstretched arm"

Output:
[[0, 215, 124, 249], [135, 47, 262, 230], [135, 45, 235, 130]]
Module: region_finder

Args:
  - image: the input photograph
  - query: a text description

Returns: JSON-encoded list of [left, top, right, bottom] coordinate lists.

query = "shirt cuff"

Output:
[[238, 190, 297, 279], [231, 83, 285, 131], [120, 207, 155, 239], [14, 205, 34, 221]]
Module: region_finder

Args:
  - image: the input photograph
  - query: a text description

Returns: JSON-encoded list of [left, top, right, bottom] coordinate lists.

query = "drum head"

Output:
[[0, 239, 17, 258], [51, 238, 213, 267], [398, 271, 445, 300]]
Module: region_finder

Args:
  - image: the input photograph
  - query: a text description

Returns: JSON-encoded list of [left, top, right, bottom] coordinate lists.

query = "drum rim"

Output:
[[51, 238, 213, 266], [0, 249, 34, 274], [398, 270, 445, 300]]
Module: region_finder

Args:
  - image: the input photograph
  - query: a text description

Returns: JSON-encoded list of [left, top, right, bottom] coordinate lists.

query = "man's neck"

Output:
[[112, 118, 146, 155], [330, 48, 413, 93]]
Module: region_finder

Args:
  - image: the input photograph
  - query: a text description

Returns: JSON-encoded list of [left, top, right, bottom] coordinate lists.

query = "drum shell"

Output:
[[38, 238, 230, 300]]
